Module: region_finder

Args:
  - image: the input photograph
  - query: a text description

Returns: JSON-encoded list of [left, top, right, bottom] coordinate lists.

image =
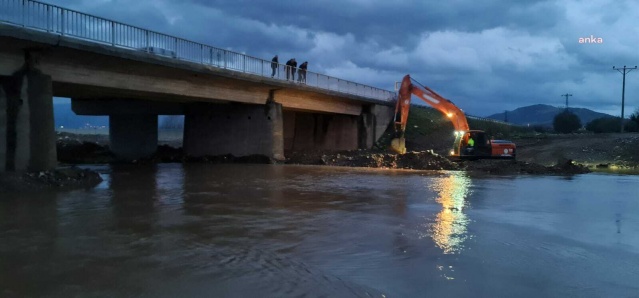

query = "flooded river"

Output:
[[1, 164, 638, 297]]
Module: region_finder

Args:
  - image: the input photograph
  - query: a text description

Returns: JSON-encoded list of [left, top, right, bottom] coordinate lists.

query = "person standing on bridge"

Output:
[[271, 55, 278, 77], [298, 61, 308, 83], [285, 58, 294, 80], [291, 58, 298, 81]]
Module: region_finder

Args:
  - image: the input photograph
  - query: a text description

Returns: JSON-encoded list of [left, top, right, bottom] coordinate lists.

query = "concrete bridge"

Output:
[[0, 0, 395, 172]]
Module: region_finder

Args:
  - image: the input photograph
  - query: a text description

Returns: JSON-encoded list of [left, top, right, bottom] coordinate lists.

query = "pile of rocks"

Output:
[[0, 166, 103, 192]]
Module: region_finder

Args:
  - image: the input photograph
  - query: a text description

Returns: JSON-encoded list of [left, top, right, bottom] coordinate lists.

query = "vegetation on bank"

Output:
[[553, 110, 582, 133], [582, 108, 639, 133]]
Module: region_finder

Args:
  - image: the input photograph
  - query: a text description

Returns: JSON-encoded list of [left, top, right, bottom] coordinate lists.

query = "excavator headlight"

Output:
[[450, 149, 455, 155], [447, 113, 453, 118]]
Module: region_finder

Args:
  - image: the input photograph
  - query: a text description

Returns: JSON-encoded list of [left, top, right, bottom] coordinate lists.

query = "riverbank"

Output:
[[5, 131, 637, 192], [52, 130, 603, 175], [0, 166, 102, 192]]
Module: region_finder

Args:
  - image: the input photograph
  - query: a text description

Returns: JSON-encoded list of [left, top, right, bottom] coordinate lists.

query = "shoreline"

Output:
[[6, 131, 639, 193]]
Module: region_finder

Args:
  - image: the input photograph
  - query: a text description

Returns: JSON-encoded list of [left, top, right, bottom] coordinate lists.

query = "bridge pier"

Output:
[[358, 105, 395, 149], [283, 104, 393, 152], [72, 98, 184, 161], [0, 70, 56, 173], [283, 112, 358, 151], [0, 85, 6, 172], [183, 101, 285, 161]]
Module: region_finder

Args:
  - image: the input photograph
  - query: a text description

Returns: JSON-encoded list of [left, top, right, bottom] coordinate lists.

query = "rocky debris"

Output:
[[144, 145, 185, 163], [0, 166, 103, 193], [515, 133, 639, 169], [136, 146, 276, 164], [305, 150, 591, 175], [51, 131, 632, 175], [185, 154, 276, 164], [57, 139, 115, 163], [460, 158, 590, 175], [319, 150, 459, 170]]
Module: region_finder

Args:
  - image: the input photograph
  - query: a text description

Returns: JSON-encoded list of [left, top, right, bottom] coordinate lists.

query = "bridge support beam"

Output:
[[358, 104, 395, 149], [283, 111, 359, 151], [109, 114, 158, 160], [0, 84, 6, 172], [0, 70, 56, 173], [183, 102, 284, 161]]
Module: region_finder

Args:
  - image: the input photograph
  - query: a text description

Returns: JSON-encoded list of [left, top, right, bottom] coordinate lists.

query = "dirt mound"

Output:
[[515, 133, 639, 169], [52, 132, 594, 175], [311, 150, 590, 175], [320, 150, 459, 170], [460, 158, 590, 175], [57, 139, 115, 163]]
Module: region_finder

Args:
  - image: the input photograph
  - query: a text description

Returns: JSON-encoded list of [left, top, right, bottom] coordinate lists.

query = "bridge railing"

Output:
[[466, 114, 520, 127], [0, 0, 395, 102]]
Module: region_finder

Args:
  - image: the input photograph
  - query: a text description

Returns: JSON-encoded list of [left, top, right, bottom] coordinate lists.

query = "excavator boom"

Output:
[[391, 74, 516, 159], [396, 75, 469, 133]]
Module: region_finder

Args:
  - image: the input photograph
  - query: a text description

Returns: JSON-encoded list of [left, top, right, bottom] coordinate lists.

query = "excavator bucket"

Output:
[[390, 137, 407, 154]]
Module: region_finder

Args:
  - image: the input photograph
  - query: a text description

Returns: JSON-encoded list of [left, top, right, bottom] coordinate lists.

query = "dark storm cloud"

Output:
[[46, 0, 639, 116], [183, 0, 563, 45]]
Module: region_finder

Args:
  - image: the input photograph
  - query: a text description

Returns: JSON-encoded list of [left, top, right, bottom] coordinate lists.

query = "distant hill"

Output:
[[487, 104, 614, 126]]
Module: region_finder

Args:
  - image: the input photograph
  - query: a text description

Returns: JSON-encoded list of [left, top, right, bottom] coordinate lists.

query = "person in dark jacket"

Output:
[[298, 61, 308, 83], [271, 55, 278, 77], [285, 58, 294, 80], [291, 58, 297, 81]]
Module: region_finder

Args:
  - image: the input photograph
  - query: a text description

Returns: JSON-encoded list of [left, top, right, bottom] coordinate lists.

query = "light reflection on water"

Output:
[[424, 172, 472, 254]]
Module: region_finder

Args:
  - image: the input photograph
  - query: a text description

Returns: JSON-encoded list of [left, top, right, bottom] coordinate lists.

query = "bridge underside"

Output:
[[70, 98, 392, 161]]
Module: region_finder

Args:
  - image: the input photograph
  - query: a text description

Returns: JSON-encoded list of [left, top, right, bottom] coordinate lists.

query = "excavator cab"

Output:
[[456, 130, 515, 160], [460, 131, 491, 158]]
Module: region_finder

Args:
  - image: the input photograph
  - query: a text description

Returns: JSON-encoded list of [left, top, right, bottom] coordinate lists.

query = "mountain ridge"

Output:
[[487, 104, 614, 126]]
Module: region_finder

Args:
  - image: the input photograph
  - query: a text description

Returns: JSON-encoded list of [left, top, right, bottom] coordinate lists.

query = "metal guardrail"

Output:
[[411, 105, 520, 127], [0, 0, 395, 102], [466, 114, 520, 127]]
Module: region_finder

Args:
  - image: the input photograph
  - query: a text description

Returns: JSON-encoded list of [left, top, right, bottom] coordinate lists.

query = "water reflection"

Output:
[[428, 172, 472, 254], [110, 164, 159, 236]]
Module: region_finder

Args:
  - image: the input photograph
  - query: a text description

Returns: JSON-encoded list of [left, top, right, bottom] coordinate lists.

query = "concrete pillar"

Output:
[[283, 110, 296, 151], [358, 104, 395, 149], [25, 72, 56, 171], [183, 101, 284, 161], [14, 76, 30, 171], [0, 71, 56, 173], [371, 104, 395, 142], [285, 111, 359, 151], [358, 106, 375, 149], [109, 114, 158, 160], [0, 85, 6, 172]]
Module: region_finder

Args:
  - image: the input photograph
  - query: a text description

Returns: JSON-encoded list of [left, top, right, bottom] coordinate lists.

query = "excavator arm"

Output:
[[391, 74, 470, 155]]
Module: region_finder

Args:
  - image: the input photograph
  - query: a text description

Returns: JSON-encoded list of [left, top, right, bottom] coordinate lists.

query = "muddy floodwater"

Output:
[[1, 164, 638, 297]]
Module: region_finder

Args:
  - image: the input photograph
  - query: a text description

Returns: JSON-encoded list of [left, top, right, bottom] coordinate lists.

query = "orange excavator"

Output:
[[391, 75, 516, 159]]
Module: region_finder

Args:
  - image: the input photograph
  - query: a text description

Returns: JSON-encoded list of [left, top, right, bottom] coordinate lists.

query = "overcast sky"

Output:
[[48, 0, 639, 117]]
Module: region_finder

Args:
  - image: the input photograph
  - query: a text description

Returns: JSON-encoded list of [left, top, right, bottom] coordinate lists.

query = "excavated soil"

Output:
[[286, 149, 590, 175], [7, 131, 632, 193], [285, 133, 639, 174], [514, 133, 639, 169]]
